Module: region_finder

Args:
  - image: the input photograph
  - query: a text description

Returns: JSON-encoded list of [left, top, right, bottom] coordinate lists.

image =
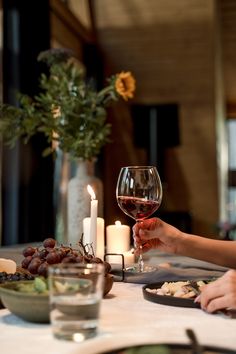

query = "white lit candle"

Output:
[[83, 217, 105, 259], [87, 185, 98, 253], [106, 221, 130, 253]]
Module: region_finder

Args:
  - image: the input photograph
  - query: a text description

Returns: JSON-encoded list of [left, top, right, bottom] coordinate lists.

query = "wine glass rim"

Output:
[[120, 165, 158, 169]]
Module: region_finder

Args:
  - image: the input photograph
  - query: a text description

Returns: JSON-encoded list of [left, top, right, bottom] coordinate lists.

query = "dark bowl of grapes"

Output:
[[103, 273, 114, 296], [0, 277, 49, 323]]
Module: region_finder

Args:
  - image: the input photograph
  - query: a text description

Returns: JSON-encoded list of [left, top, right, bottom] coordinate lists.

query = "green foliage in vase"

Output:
[[0, 48, 136, 160]]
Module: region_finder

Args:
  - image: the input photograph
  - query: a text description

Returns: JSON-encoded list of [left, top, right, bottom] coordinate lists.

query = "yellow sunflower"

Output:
[[115, 71, 136, 101]]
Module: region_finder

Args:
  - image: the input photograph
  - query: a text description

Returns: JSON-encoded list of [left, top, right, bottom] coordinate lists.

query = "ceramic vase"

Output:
[[67, 159, 103, 246]]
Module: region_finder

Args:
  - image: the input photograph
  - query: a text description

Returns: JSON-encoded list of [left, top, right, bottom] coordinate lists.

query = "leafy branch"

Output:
[[0, 48, 136, 160]]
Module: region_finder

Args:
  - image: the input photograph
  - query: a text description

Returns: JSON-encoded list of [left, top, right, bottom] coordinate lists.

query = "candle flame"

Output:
[[115, 220, 122, 226], [87, 184, 96, 200]]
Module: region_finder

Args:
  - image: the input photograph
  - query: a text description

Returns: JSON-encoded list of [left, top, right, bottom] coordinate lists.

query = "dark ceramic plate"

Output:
[[101, 343, 236, 354], [142, 281, 200, 308]]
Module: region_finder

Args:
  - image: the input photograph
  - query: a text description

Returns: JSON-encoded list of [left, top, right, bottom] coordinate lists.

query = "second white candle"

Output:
[[106, 221, 130, 253]]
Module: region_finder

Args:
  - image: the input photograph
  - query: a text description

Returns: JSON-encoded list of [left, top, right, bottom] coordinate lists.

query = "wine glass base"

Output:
[[125, 264, 156, 273]]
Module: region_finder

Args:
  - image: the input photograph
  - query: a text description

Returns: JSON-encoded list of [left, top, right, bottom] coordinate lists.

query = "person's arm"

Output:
[[133, 218, 236, 269], [176, 232, 236, 268]]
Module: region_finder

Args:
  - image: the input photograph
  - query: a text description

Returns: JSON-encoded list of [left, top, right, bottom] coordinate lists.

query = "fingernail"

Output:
[[194, 295, 201, 303]]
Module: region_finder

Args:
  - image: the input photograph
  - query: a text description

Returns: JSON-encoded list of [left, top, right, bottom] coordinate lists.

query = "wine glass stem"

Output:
[[138, 247, 144, 272], [135, 220, 144, 272]]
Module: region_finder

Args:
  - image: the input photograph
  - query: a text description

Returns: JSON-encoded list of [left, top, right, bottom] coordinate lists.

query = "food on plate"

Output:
[[146, 280, 208, 299], [15, 277, 48, 294], [0, 258, 17, 273], [0, 259, 34, 288], [0, 271, 34, 284]]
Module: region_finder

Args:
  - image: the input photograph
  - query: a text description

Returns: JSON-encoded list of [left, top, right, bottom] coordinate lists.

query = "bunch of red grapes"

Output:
[[21, 238, 111, 277]]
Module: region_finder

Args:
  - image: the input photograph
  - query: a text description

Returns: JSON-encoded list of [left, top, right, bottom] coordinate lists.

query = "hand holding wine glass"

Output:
[[116, 166, 162, 272]]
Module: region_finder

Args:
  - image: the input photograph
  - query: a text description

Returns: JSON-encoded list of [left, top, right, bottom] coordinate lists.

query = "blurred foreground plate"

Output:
[[101, 343, 236, 354]]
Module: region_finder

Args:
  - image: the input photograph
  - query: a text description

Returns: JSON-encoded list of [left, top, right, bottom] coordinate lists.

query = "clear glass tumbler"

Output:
[[48, 263, 104, 341]]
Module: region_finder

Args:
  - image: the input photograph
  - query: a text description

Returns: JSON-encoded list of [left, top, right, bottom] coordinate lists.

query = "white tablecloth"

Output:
[[1, 281, 236, 354]]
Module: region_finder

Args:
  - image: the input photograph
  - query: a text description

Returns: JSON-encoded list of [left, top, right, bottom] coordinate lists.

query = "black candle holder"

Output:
[[104, 253, 125, 281]]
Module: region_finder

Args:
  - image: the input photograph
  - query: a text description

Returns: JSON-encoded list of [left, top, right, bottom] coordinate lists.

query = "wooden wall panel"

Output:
[[94, 0, 220, 237], [220, 0, 236, 102]]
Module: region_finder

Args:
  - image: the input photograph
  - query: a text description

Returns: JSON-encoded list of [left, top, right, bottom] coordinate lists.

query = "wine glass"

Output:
[[116, 166, 162, 272]]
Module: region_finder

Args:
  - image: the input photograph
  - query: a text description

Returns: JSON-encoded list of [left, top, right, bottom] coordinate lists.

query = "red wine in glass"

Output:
[[116, 166, 162, 272], [117, 196, 161, 221]]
